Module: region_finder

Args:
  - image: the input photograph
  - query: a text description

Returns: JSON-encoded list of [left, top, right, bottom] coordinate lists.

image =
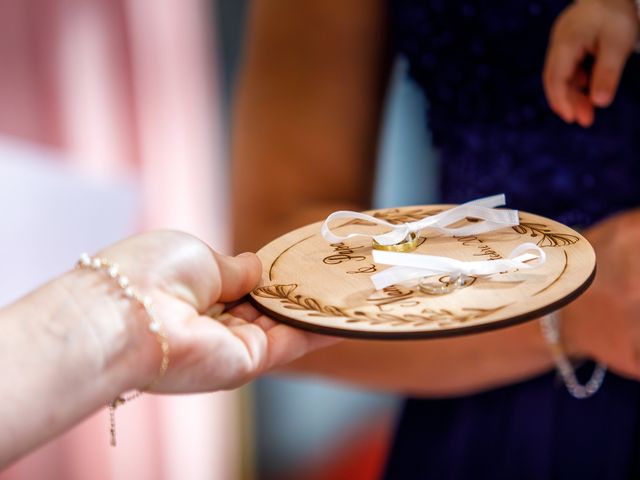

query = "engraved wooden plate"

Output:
[[249, 205, 596, 339]]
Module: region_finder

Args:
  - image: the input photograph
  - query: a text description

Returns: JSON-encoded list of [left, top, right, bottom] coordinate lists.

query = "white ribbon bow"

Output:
[[321, 194, 519, 246], [370, 242, 546, 290]]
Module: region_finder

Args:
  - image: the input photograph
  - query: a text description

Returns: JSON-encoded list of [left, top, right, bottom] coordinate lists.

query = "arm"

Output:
[[231, 0, 391, 253], [281, 323, 553, 397], [0, 231, 336, 466], [0, 269, 137, 465], [232, 0, 640, 396]]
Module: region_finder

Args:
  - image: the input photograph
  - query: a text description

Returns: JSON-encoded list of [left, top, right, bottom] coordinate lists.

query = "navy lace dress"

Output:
[[384, 1, 640, 478]]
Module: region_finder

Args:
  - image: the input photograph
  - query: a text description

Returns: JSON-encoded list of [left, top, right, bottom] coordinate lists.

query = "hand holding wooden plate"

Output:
[[249, 205, 596, 339]]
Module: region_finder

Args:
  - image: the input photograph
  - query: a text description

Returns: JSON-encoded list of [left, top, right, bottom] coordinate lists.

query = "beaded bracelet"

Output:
[[77, 253, 170, 446], [539, 311, 606, 399]]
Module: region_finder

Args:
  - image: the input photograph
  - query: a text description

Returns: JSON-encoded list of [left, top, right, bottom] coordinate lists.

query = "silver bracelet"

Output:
[[539, 311, 607, 399]]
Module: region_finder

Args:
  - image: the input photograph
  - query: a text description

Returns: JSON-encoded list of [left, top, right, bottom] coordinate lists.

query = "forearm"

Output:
[[0, 268, 147, 466], [231, 0, 389, 253], [282, 320, 554, 397]]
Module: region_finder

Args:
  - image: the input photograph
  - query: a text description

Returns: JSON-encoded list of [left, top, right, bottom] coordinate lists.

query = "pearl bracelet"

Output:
[[77, 253, 170, 446], [539, 311, 606, 399]]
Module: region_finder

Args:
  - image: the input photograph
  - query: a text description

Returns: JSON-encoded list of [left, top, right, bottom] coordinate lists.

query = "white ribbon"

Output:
[[370, 242, 546, 290], [321, 194, 519, 246]]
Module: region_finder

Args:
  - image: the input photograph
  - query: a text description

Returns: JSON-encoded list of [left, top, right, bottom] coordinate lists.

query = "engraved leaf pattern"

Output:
[[253, 284, 298, 299], [254, 284, 507, 328], [372, 208, 443, 225], [348, 306, 506, 327], [512, 222, 579, 247], [254, 284, 349, 317], [341, 208, 443, 227]]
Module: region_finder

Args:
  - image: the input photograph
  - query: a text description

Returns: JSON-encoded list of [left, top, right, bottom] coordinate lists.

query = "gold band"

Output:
[[372, 232, 420, 252]]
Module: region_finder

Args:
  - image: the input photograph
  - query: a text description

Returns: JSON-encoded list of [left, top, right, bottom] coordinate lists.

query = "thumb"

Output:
[[212, 251, 262, 303]]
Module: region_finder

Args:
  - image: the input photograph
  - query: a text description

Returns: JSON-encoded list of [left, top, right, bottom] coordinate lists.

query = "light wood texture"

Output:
[[250, 205, 596, 339]]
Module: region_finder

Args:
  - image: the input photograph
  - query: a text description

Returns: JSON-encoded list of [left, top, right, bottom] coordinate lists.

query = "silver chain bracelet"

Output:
[[539, 311, 607, 399]]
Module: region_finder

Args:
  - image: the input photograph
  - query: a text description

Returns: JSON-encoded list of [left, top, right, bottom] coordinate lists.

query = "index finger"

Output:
[[543, 38, 585, 123]]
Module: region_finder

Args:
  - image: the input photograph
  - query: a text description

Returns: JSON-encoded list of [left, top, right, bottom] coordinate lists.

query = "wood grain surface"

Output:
[[249, 205, 596, 339]]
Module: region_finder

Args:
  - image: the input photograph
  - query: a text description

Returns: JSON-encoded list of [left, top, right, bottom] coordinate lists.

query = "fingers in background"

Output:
[[590, 24, 632, 107], [543, 38, 586, 123], [569, 68, 594, 127], [543, 4, 599, 124]]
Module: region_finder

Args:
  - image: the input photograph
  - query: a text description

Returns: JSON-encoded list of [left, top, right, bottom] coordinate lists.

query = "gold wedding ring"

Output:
[[372, 232, 420, 252]]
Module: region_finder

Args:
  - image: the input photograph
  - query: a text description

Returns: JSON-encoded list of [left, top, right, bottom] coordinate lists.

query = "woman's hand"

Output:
[[92, 230, 339, 394], [0, 230, 339, 465], [543, 0, 638, 127], [562, 210, 640, 379]]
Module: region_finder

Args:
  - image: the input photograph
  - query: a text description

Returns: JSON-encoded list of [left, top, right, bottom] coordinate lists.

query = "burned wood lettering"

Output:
[[456, 235, 503, 260], [323, 242, 367, 265]]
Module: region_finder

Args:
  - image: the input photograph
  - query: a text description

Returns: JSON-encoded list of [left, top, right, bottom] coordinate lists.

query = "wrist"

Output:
[[558, 302, 589, 359], [540, 311, 607, 399], [66, 253, 170, 447], [56, 267, 161, 396]]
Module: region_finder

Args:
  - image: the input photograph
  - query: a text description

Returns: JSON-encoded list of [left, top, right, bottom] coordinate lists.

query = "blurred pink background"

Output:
[[0, 0, 238, 479]]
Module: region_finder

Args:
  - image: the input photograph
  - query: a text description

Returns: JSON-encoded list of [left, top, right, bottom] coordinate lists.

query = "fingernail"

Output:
[[236, 252, 255, 259], [216, 312, 237, 324], [561, 111, 574, 124], [205, 303, 225, 318], [592, 91, 611, 107]]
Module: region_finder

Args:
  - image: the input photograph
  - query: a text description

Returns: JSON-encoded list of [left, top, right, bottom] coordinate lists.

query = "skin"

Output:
[[0, 230, 337, 467], [232, 0, 640, 396], [543, 0, 639, 127]]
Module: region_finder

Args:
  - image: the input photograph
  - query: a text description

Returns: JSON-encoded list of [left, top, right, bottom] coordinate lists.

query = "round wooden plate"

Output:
[[249, 205, 596, 339]]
